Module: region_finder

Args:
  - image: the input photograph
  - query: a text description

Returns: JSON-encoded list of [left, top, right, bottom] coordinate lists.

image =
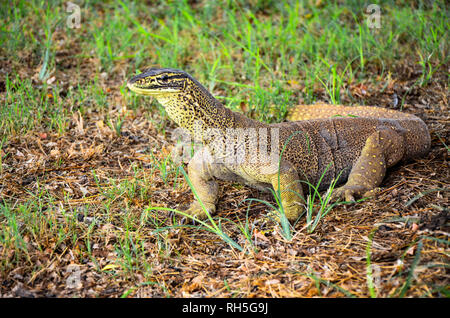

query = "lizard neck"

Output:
[[155, 79, 237, 135]]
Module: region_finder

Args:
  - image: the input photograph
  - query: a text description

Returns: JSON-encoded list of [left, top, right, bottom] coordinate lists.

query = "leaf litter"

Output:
[[0, 8, 449, 298]]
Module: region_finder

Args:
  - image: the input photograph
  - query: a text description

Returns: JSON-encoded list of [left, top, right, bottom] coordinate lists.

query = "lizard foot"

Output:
[[329, 185, 382, 202], [268, 203, 302, 224], [180, 201, 216, 221], [329, 185, 365, 202], [362, 187, 382, 198]]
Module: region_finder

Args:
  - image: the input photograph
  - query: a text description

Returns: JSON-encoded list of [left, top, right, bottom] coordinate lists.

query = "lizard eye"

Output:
[[161, 75, 169, 82]]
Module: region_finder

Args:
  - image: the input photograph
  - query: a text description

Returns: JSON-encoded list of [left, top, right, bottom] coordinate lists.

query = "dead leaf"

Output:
[[253, 229, 269, 242], [50, 148, 60, 157], [406, 245, 416, 256], [46, 76, 56, 85], [265, 279, 280, 285], [239, 101, 248, 113]]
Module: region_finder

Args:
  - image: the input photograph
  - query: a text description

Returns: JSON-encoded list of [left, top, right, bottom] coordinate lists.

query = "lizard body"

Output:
[[127, 68, 430, 222]]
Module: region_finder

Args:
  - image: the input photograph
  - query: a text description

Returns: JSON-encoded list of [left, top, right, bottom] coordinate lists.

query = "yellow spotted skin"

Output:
[[127, 69, 431, 222]]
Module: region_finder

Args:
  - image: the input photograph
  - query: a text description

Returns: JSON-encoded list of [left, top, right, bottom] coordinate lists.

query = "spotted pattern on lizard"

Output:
[[127, 68, 431, 222]]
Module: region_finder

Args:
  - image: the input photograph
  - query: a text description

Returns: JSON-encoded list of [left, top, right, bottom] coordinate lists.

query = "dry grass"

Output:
[[0, 0, 448, 298], [1, 68, 448, 298]]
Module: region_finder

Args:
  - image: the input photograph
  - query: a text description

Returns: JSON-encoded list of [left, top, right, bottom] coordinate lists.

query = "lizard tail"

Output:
[[286, 103, 417, 121], [287, 103, 431, 160]]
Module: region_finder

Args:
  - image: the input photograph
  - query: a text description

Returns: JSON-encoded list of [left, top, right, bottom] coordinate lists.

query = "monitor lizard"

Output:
[[127, 68, 430, 222]]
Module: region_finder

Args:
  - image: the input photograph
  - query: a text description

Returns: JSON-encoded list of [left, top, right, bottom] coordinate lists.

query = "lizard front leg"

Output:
[[182, 148, 219, 220], [270, 162, 304, 223], [331, 129, 404, 202]]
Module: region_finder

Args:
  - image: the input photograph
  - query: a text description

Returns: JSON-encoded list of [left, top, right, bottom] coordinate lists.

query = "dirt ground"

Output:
[[1, 51, 448, 298], [0, 1, 449, 297]]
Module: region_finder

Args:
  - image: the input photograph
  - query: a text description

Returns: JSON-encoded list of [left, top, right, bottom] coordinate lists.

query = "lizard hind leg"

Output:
[[330, 129, 405, 202]]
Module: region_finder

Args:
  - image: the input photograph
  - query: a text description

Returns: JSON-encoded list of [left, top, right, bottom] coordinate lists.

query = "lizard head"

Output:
[[127, 67, 229, 133], [127, 68, 189, 96]]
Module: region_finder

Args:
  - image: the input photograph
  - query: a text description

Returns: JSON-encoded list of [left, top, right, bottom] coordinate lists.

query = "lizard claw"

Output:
[[176, 215, 199, 226], [169, 211, 177, 220], [180, 201, 216, 222], [329, 185, 362, 202], [174, 211, 201, 226], [179, 216, 187, 225], [329, 185, 382, 203]]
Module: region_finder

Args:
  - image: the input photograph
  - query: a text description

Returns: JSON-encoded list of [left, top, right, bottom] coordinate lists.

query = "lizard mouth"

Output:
[[126, 82, 177, 95], [127, 68, 187, 96]]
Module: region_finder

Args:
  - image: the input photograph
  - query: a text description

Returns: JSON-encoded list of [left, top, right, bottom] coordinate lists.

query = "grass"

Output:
[[303, 167, 345, 235], [0, 0, 448, 297], [145, 166, 244, 253]]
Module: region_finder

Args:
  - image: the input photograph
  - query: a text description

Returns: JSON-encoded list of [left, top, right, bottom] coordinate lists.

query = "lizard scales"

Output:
[[127, 68, 431, 222]]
